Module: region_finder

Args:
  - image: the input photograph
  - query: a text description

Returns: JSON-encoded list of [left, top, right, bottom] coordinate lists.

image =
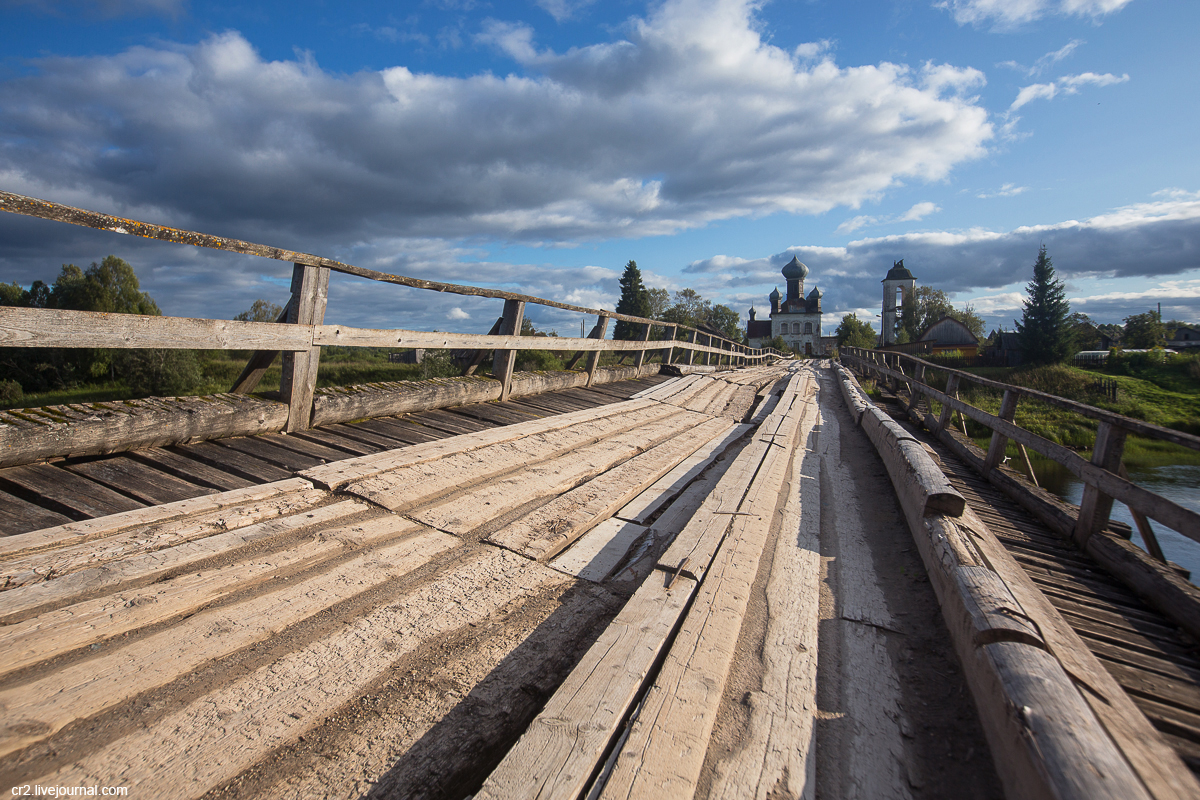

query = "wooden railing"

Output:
[[840, 345, 1200, 635], [0, 191, 785, 431]]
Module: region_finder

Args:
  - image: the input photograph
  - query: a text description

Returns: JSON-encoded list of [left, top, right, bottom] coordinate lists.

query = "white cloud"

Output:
[[936, 0, 1134, 29], [977, 183, 1028, 199], [533, 0, 597, 22], [686, 190, 1200, 327], [899, 202, 941, 222], [1009, 71, 1128, 111], [447, 307, 471, 320], [835, 202, 940, 234], [0, 0, 992, 252]]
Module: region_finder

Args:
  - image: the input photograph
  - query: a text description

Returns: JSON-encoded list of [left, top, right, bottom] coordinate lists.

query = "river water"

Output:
[[1027, 458, 1200, 580]]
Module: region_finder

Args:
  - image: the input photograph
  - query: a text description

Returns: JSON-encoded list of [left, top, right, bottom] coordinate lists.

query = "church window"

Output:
[[792, 323, 800, 334], [804, 323, 812, 334]]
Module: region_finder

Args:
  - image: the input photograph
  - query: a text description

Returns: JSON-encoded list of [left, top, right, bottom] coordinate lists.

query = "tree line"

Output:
[[612, 260, 742, 342], [832, 245, 1194, 365]]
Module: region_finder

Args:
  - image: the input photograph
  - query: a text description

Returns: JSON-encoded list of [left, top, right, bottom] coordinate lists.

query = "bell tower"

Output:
[[881, 259, 916, 345]]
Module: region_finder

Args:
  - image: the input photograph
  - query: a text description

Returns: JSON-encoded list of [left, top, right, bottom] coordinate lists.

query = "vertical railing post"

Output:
[[585, 315, 611, 387], [492, 299, 525, 401], [634, 322, 653, 369], [1074, 421, 1128, 546], [280, 262, 329, 432], [661, 325, 677, 365], [938, 374, 960, 433], [566, 314, 605, 372], [703, 335, 711, 366], [464, 316, 505, 376], [906, 363, 926, 414], [984, 389, 1020, 471], [685, 330, 697, 366]]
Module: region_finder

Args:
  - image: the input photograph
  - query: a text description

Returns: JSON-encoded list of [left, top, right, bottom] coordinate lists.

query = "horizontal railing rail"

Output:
[[839, 346, 1199, 554], [0, 190, 786, 431]]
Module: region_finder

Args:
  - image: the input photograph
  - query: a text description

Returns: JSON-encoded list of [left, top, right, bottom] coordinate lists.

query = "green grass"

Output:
[[917, 362, 1200, 468]]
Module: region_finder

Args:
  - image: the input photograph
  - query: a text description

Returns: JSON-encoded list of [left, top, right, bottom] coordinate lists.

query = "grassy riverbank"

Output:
[[943, 361, 1198, 467]]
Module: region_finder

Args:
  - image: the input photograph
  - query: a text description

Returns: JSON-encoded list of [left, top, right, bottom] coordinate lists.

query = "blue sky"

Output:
[[1, 0, 1197, 338]]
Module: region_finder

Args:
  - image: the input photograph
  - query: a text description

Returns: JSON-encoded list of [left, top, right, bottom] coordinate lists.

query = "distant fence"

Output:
[[0, 191, 785, 432]]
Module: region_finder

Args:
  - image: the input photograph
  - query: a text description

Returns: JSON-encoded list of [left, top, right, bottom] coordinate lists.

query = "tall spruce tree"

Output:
[[613, 260, 651, 340], [1015, 245, 1073, 365]]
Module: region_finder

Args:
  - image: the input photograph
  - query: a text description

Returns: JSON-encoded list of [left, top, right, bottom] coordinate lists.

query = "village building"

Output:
[[746, 256, 823, 354]]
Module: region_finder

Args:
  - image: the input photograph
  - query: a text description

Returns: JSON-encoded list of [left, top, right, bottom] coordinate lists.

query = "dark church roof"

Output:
[[883, 259, 915, 282], [782, 256, 809, 281], [747, 320, 773, 339]]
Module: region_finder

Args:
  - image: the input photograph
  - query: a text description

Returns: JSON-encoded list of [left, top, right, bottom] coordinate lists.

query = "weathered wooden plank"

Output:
[[168, 440, 294, 483], [0, 514, 429, 678], [319, 421, 420, 449], [213, 435, 323, 471], [257, 431, 357, 462], [615, 422, 748, 525], [302, 398, 658, 490], [0, 529, 457, 760], [0, 499, 366, 621], [0, 393, 291, 469], [411, 411, 708, 536], [33, 547, 563, 799], [351, 415, 447, 444], [489, 415, 735, 561], [450, 402, 540, 426], [0, 305, 313, 350], [286, 427, 378, 457], [476, 372, 812, 800], [127, 447, 255, 491], [0, 463, 145, 519], [475, 572, 698, 800], [405, 408, 496, 435], [548, 518, 649, 582], [601, 390, 813, 799], [61, 457, 214, 505], [0, 478, 316, 562], [340, 403, 684, 515], [0, 491, 72, 535], [707, 418, 821, 800]]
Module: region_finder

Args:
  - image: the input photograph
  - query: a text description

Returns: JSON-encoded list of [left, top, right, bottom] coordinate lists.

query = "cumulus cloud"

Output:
[[687, 190, 1200, 328], [0, 0, 991, 255], [937, 0, 1135, 29], [447, 307, 471, 320]]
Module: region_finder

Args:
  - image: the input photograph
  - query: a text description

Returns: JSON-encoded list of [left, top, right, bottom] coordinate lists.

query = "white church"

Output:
[[746, 256, 824, 354]]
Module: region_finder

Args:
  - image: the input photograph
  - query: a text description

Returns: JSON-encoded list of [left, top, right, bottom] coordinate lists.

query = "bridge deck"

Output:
[[0, 363, 1196, 798], [0, 376, 674, 537]]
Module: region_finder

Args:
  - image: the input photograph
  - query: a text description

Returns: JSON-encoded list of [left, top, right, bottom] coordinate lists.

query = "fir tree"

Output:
[[613, 260, 651, 340], [1015, 246, 1073, 365]]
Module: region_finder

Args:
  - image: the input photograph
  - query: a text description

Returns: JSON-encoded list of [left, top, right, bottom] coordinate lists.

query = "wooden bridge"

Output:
[[2, 193, 1200, 799]]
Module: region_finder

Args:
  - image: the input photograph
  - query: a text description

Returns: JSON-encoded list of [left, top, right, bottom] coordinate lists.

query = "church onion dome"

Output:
[[768, 286, 782, 303], [883, 260, 915, 281], [807, 287, 822, 298], [781, 256, 809, 281]]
